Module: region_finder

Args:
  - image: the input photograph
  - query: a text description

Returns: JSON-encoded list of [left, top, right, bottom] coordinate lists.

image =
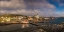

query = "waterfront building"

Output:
[[21, 19, 29, 28], [1, 17, 4, 18], [44, 17, 50, 19], [5, 17, 11, 22], [18, 16, 23, 20], [35, 14, 39, 19], [34, 19, 38, 22], [33, 14, 40, 22], [28, 16, 33, 21]]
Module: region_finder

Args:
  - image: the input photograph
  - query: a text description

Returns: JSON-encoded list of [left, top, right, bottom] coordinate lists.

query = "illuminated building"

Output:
[[35, 13, 39, 19], [28, 16, 33, 20]]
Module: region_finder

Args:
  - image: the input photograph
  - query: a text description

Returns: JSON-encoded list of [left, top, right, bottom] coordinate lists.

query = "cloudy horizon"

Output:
[[0, 0, 64, 17]]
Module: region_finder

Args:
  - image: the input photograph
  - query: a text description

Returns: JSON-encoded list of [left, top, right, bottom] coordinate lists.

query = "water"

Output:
[[21, 17, 64, 28], [50, 17, 64, 24], [32, 17, 64, 25]]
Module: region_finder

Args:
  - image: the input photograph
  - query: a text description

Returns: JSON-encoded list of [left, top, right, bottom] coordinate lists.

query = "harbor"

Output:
[[0, 14, 64, 32]]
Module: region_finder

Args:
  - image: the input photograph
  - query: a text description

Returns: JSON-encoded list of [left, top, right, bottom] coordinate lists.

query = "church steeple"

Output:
[[35, 13, 39, 18]]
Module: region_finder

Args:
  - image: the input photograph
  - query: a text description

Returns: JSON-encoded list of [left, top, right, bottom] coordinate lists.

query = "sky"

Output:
[[0, 0, 64, 17]]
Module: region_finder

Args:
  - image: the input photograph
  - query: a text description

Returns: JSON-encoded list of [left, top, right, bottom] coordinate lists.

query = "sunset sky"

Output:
[[0, 0, 64, 17]]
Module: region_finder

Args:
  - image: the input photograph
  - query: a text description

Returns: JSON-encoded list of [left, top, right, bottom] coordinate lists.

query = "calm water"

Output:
[[33, 17, 64, 25], [50, 17, 64, 24]]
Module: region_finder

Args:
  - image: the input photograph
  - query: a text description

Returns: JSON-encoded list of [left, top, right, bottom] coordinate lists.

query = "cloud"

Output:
[[1, 0, 63, 17], [55, 11, 64, 17], [25, 0, 56, 10], [0, 9, 64, 17], [0, 0, 26, 9], [0, 0, 56, 9], [0, 9, 57, 17]]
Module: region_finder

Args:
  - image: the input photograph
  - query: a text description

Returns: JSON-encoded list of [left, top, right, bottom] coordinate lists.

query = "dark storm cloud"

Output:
[[1, 0, 63, 17], [0, 0, 26, 10], [24, 0, 49, 10], [0, 0, 11, 1], [0, 0, 55, 9]]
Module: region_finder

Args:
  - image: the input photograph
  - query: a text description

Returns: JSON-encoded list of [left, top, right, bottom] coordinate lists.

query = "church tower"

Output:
[[35, 13, 39, 18]]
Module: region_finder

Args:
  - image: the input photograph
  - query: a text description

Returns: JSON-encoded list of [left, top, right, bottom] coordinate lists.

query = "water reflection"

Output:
[[22, 24, 29, 28], [21, 19, 29, 28]]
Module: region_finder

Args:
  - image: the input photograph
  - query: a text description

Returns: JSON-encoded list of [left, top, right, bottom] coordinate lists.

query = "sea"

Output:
[[50, 17, 64, 24], [30, 17, 64, 25]]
